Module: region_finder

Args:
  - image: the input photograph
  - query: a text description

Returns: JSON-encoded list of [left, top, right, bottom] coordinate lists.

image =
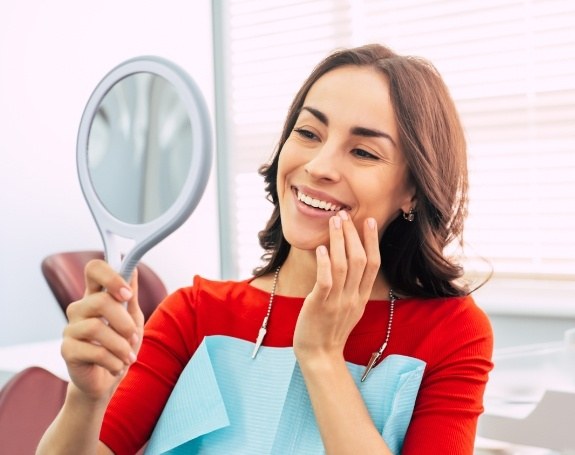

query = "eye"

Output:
[[352, 148, 379, 160], [293, 127, 318, 141]]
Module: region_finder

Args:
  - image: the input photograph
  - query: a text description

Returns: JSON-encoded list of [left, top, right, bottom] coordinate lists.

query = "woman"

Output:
[[37, 44, 493, 454]]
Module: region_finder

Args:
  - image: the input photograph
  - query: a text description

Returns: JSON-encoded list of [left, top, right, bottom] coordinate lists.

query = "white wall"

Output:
[[0, 1, 219, 346]]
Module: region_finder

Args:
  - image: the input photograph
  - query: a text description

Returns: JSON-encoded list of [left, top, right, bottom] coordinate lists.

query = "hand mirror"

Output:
[[77, 56, 212, 281]]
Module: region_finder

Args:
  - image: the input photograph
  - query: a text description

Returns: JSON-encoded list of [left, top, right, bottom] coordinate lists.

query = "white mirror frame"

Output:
[[77, 56, 212, 280]]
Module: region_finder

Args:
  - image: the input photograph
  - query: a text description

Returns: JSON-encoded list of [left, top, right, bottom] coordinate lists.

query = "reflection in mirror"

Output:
[[88, 73, 193, 224]]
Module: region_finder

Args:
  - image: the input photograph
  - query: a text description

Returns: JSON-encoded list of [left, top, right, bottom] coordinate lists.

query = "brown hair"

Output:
[[254, 44, 469, 298]]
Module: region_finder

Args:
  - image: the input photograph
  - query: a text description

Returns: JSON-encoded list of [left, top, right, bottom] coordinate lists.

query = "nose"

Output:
[[304, 142, 341, 182]]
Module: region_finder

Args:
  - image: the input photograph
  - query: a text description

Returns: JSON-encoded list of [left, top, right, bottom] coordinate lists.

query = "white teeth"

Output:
[[297, 190, 341, 211]]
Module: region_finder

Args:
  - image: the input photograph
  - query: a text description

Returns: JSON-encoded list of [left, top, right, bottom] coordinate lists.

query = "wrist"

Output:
[[67, 382, 113, 412], [295, 348, 346, 376]]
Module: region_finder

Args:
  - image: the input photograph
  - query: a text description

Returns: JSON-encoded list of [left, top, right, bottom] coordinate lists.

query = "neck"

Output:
[[277, 248, 317, 297]]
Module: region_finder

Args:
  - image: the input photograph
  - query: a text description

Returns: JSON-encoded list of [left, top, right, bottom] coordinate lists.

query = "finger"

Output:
[[338, 211, 367, 294], [67, 292, 138, 341], [126, 267, 144, 342], [61, 337, 129, 377], [64, 318, 136, 366], [358, 217, 382, 298], [328, 213, 347, 290], [84, 259, 133, 303], [308, 245, 332, 303], [128, 267, 138, 296]]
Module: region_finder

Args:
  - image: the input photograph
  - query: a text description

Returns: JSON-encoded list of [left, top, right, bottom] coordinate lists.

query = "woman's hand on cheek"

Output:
[[293, 212, 381, 364]]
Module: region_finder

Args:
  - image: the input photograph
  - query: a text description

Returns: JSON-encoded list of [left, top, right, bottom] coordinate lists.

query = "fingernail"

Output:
[[131, 333, 139, 347], [128, 351, 137, 364], [119, 287, 133, 301], [368, 218, 377, 230], [338, 210, 349, 221], [317, 245, 328, 256], [332, 216, 341, 229]]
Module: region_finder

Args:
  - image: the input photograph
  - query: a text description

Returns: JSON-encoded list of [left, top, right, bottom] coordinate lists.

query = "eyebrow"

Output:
[[300, 106, 397, 148]]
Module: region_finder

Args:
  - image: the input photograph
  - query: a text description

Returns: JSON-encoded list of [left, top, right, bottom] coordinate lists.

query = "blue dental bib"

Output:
[[145, 335, 424, 455]]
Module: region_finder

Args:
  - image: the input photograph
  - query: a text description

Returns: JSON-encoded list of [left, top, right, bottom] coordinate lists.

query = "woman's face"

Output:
[[277, 65, 415, 251]]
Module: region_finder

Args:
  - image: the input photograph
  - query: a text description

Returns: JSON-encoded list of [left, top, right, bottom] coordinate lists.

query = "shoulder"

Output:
[[164, 275, 257, 307], [401, 294, 491, 333], [447, 294, 492, 341], [155, 275, 271, 326], [430, 294, 491, 333], [433, 294, 492, 346], [144, 275, 265, 355], [395, 294, 493, 361], [439, 294, 492, 354]]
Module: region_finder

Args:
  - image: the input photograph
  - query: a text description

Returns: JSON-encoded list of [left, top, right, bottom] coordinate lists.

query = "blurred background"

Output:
[[0, 1, 574, 451]]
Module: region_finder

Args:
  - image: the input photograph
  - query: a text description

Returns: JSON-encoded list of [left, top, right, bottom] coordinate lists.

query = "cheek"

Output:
[[349, 215, 386, 246], [354, 182, 405, 230], [276, 153, 288, 198], [276, 146, 298, 195]]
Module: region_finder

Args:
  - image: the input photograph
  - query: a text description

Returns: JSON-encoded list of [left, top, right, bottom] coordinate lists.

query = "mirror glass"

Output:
[[77, 56, 212, 280], [88, 73, 193, 224]]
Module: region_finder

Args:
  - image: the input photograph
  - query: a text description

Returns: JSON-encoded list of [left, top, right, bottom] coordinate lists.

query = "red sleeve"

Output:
[[402, 296, 494, 454], [100, 284, 201, 455]]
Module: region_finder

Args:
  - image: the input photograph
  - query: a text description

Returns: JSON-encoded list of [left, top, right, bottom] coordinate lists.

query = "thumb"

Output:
[[126, 267, 144, 329]]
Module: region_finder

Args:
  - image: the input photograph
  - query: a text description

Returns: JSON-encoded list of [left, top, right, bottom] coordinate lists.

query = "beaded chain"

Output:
[[251, 265, 397, 382]]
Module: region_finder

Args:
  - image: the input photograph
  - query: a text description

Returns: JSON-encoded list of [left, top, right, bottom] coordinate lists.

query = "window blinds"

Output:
[[214, 0, 575, 281]]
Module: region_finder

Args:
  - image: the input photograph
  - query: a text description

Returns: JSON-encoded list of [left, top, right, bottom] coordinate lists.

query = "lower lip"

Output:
[[293, 191, 338, 218]]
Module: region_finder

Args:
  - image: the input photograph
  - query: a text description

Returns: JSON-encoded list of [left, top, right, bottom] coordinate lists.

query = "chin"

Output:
[[283, 230, 328, 252]]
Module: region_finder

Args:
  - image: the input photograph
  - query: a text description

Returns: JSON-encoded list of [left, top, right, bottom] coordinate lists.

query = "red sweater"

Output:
[[101, 276, 493, 454]]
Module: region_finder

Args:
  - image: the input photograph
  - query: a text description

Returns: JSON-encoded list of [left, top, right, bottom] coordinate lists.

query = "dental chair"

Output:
[[41, 250, 167, 322], [0, 366, 67, 452]]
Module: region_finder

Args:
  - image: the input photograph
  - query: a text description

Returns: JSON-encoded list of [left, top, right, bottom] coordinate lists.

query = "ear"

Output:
[[400, 185, 417, 215]]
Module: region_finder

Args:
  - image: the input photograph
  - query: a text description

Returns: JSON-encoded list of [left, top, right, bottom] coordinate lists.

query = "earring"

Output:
[[403, 208, 415, 222]]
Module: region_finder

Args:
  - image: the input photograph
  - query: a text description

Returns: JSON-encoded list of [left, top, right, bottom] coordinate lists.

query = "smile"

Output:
[[296, 190, 344, 212]]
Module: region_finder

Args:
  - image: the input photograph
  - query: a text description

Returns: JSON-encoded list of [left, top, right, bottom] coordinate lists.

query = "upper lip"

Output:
[[293, 185, 351, 211]]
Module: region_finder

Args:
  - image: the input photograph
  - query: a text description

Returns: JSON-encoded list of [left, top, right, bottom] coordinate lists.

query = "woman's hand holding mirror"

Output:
[[61, 260, 143, 401]]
